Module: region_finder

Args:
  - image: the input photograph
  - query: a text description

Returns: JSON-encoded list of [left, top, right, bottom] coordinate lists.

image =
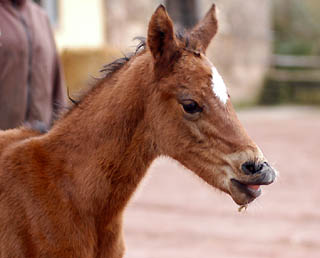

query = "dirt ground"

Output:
[[123, 106, 320, 258]]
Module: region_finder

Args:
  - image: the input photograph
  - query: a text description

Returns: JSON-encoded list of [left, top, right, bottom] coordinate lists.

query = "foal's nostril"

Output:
[[241, 161, 264, 175], [263, 161, 270, 167]]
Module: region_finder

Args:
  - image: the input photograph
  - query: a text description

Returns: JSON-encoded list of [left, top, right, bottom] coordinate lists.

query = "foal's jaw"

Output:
[[175, 144, 276, 206]]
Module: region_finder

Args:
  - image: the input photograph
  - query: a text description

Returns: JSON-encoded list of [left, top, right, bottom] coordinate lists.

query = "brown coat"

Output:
[[0, 5, 276, 258], [0, 0, 65, 129]]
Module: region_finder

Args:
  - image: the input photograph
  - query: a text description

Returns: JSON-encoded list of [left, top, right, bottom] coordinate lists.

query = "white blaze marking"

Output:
[[211, 66, 228, 104]]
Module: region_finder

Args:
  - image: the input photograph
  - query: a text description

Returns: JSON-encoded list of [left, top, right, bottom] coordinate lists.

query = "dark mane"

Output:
[[100, 37, 147, 79], [99, 32, 198, 80], [66, 38, 147, 107], [66, 33, 197, 107]]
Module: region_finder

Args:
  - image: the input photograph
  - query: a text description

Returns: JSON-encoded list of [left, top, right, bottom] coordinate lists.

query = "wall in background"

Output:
[[52, 0, 105, 50], [42, 0, 272, 103], [200, 0, 272, 104]]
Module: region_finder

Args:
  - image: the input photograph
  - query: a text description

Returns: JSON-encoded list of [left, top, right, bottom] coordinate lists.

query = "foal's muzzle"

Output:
[[241, 161, 275, 184], [230, 161, 276, 205]]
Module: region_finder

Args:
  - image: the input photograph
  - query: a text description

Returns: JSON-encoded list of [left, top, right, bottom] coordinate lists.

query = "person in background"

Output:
[[0, 0, 65, 130]]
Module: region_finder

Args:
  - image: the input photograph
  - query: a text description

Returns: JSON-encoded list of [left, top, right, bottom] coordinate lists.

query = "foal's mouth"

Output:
[[229, 168, 276, 205], [230, 179, 265, 199]]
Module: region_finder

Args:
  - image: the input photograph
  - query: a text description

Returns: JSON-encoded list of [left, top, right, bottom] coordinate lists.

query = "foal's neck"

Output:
[[45, 57, 157, 221]]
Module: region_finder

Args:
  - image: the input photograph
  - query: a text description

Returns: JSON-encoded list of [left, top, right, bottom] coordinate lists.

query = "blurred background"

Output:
[[36, 0, 320, 257], [36, 0, 320, 106]]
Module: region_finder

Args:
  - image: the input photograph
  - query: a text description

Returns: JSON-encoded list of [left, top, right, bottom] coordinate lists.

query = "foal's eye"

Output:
[[181, 100, 203, 114]]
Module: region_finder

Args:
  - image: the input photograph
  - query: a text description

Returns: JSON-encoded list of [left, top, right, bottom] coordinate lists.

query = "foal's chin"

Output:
[[227, 169, 276, 206], [228, 185, 259, 206]]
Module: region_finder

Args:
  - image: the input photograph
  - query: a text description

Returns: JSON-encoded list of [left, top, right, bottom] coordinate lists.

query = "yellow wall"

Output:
[[54, 0, 105, 50]]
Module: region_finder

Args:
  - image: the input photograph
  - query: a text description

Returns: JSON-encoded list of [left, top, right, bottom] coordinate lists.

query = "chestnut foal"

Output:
[[0, 5, 276, 258]]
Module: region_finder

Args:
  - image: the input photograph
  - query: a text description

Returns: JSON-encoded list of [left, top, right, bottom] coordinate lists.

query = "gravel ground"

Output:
[[123, 106, 320, 258]]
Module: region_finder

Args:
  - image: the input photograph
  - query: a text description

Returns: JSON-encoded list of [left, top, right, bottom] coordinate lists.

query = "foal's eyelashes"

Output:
[[180, 99, 203, 114]]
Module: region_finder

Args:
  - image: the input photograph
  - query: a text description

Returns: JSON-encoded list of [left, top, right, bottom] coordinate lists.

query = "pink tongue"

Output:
[[247, 185, 260, 191]]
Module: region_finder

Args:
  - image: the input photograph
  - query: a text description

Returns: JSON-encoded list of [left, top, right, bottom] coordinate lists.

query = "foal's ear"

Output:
[[147, 5, 178, 67], [190, 4, 218, 53]]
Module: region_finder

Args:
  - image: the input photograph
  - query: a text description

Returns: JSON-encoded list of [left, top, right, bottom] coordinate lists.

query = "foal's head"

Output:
[[144, 5, 276, 206]]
